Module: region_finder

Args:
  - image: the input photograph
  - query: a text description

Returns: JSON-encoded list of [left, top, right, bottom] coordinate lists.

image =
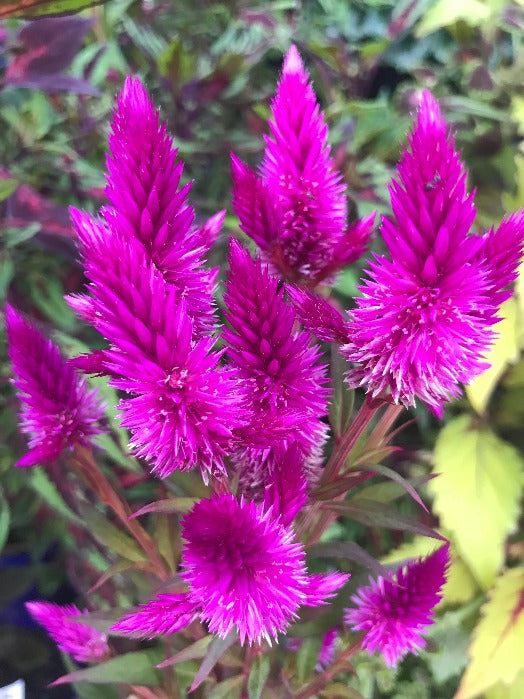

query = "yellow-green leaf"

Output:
[[429, 417, 523, 590], [382, 536, 478, 607], [485, 670, 524, 699], [456, 567, 524, 699], [515, 261, 524, 345], [415, 0, 493, 36], [466, 298, 520, 415]]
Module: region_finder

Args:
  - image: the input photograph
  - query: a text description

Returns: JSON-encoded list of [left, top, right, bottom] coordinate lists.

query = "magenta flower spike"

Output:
[[100, 76, 218, 335], [26, 602, 110, 663], [344, 91, 524, 415], [112, 494, 349, 645], [223, 239, 330, 456], [68, 211, 246, 479], [5, 305, 104, 468], [345, 544, 450, 667], [231, 45, 374, 286]]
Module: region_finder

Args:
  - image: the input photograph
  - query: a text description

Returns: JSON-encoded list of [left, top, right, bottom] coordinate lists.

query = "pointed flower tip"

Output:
[[283, 44, 305, 75], [26, 601, 109, 664], [418, 89, 444, 130]]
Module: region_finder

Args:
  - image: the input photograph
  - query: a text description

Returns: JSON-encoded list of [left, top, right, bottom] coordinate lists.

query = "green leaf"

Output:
[[323, 499, 442, 539], [30, 467, 83, 525], [324, 685, 365, 699], [76, 502, 146, 564], [430, 416, 523, 590], [466, 299, 520, 415], [456, 567, 524, 698], [209, 674, 244, 699], [190, 632, 238, 692], [0, 0, 110, 18], [423, 605, 475, 684], [310, 541, 391, 579], [0, 487, 10, 553], [0, 255, 14, 300], [485, 670, 524, 699], [158, 636, 212, 668], [51, 649, 162, 687], [296, 636, 322, 686], [415, 0, 492, 35], [0, 178, 18, 201], [130, 497, 197, 519], [248, 655, 270, 699]]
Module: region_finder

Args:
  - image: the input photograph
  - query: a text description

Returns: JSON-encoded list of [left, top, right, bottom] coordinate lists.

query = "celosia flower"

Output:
[[6, 305, 104, 468], [344, 544, 450, 667], [113, 494, 349, 645], [223, 239, 329, 456], [26, 601, 109, 663], [343, 91, 524, 415], [231, 45, 374, 286], [67, 212, 245, 479], [94, 76, 218, 335]]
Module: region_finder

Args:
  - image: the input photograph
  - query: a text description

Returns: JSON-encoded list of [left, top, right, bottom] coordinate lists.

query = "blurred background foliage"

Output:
[[1, 0, 524, 697]]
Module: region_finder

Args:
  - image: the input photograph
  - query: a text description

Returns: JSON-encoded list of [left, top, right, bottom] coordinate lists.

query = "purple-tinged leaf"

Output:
[[50, 650, 161, 687], [157, 636, 212, 669], [309, 541, 391, 580], [322, 499, 443, 540], [190, 631, 238, 692], [357, 464, 428, 512], [129, 498, 198, 519], [5, 17, 98, 94], [0, 0, 106, 21]]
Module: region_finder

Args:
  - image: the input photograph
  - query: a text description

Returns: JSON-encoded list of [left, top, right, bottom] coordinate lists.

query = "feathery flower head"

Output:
[[344, 544, 450, 667], [26, 601, 109, 663], [344, 91, 524, 415], [113, 494, 349, 645], [231, 45, 374, 286], [224, 239, 329, 454], [6, 305, 104, 468], [68, 212, 245, 479], [103, 76, 217, 334]]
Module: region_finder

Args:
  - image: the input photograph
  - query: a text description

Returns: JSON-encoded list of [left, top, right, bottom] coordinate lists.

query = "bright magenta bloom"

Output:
[[6, 305, 104, 467], [344, 91, 524, 415], [26, 602, 109, 663], [224, 240, 329, 455], [113, 494, 348, 645], [231, 45, 374, 286], [345, 544, 449, 667], [68, 212, 245, 479], [94, 76, 218, 335]]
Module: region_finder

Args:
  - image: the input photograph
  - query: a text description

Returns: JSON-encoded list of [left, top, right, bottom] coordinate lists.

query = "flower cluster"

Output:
[[6, 42, 524, 686]]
